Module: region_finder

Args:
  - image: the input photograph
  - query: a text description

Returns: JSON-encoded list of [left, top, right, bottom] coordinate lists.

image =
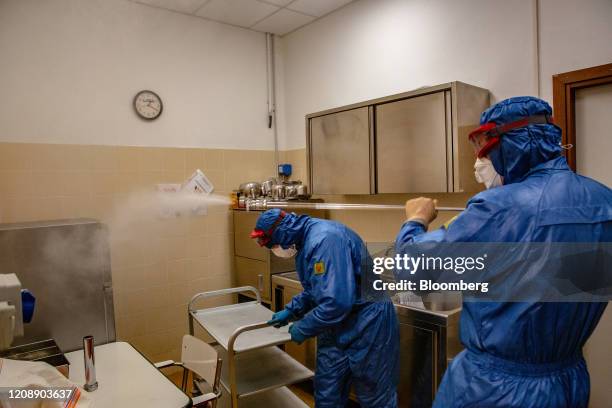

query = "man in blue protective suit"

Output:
[[250, 210, 399, 408], [396, 96, 611, 407]]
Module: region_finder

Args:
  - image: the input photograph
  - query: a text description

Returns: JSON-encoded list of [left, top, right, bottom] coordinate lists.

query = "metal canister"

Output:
[[261, 178, 277, 197], [285, 184, 299, 200], [237, 195, 247, 209], [296, 184, 309, 199], [82, 335, 98, 392], [272, 184, 286, 200], [241, 182, 262, 198]]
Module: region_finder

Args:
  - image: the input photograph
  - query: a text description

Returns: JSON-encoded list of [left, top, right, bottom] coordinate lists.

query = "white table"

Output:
[[65, 341, 191, 408]]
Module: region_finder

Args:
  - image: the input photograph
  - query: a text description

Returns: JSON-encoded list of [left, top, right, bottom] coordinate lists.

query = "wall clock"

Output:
[[133, 90, 163, 120]]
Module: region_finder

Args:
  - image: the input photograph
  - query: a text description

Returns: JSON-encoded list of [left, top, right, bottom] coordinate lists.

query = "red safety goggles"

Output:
[[468, 114, 555, 158], [249, 211, 286, 247]]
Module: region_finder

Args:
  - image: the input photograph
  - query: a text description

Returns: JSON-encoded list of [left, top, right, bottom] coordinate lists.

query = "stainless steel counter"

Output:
[[394, 296, 462, 320], [393, 296, 462, 407], [274, 271, 300, 284]]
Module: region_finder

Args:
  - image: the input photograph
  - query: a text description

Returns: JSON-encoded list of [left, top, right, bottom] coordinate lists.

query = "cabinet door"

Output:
[[376, 92, 449, 193], [309, 107, 373, 194], [233, 211, 269, 262], [397, 323, 436, 407]]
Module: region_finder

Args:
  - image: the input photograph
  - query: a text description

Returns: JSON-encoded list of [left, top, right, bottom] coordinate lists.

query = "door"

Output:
[[397, 322, 437, 407], [376, 92, 449, 193], [575, 83, 612, 186], [574, 82, 612, 408], [309, 107, 373, 194]]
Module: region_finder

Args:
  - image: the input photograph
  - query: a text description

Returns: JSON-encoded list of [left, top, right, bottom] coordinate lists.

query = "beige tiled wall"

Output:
[[0, 142, 276, 362], [0, 142, 471, 362]]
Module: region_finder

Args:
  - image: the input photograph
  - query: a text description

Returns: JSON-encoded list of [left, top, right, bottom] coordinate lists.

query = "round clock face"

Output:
[[133, 90, 163, 120]]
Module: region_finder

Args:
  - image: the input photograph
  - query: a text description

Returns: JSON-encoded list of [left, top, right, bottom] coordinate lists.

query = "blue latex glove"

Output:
[[288, 324, 308, 344], [267, 309, 293, 328], [21, 290, 35, 323]]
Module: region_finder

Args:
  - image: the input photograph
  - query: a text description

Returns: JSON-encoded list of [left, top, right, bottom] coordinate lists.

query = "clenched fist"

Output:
[[405, 197, 438, 227]]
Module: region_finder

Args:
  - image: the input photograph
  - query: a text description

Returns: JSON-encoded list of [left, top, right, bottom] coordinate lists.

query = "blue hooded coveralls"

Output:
[[255, 211, 399, 408], [396, 97, 611, 407]]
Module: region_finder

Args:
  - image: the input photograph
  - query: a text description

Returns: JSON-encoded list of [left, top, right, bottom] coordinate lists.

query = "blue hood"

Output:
[[254, 208, 310, 248], [481, 96, 563, 184]]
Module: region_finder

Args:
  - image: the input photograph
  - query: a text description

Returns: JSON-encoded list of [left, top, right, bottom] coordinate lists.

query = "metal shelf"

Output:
[[188, 286, 312, 408], [235, 386, 309, 408], [218, 346, 313, 398], [190, 302, 290, 352]]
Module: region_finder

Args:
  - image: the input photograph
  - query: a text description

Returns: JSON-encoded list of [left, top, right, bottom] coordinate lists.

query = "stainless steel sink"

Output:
[[421, 291, 462, 311]]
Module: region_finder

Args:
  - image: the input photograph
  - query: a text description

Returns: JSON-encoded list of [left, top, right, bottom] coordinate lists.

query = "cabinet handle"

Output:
[[258, 274, 264, 292]]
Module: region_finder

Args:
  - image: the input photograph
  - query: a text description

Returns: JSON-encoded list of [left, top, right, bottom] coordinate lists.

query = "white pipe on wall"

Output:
[[266, 33, 279, 170], [533, 0, 542, 97]]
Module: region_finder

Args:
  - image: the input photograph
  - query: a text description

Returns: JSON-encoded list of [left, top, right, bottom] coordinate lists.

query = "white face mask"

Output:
[[271, 245, 297, 259], [474, 157, 503, 189]]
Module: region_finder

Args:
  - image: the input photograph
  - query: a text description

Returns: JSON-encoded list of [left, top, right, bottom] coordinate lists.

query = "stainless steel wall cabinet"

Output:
[[306, 82, 490, 194], [309, 106, 374, 194]]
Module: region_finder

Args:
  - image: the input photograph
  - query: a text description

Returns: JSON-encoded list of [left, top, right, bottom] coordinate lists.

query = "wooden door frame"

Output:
[[553, 63, 612, 170]]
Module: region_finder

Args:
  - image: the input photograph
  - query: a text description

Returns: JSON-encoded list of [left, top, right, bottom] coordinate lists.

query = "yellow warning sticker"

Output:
[[314, 261, 326, 275]]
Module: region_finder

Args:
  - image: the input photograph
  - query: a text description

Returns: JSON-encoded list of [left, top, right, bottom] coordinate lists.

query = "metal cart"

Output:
[[188, 286, 313, 408]]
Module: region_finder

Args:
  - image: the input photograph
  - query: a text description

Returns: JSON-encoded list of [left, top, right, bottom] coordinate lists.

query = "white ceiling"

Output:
[[131, 0, 354, 36]]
